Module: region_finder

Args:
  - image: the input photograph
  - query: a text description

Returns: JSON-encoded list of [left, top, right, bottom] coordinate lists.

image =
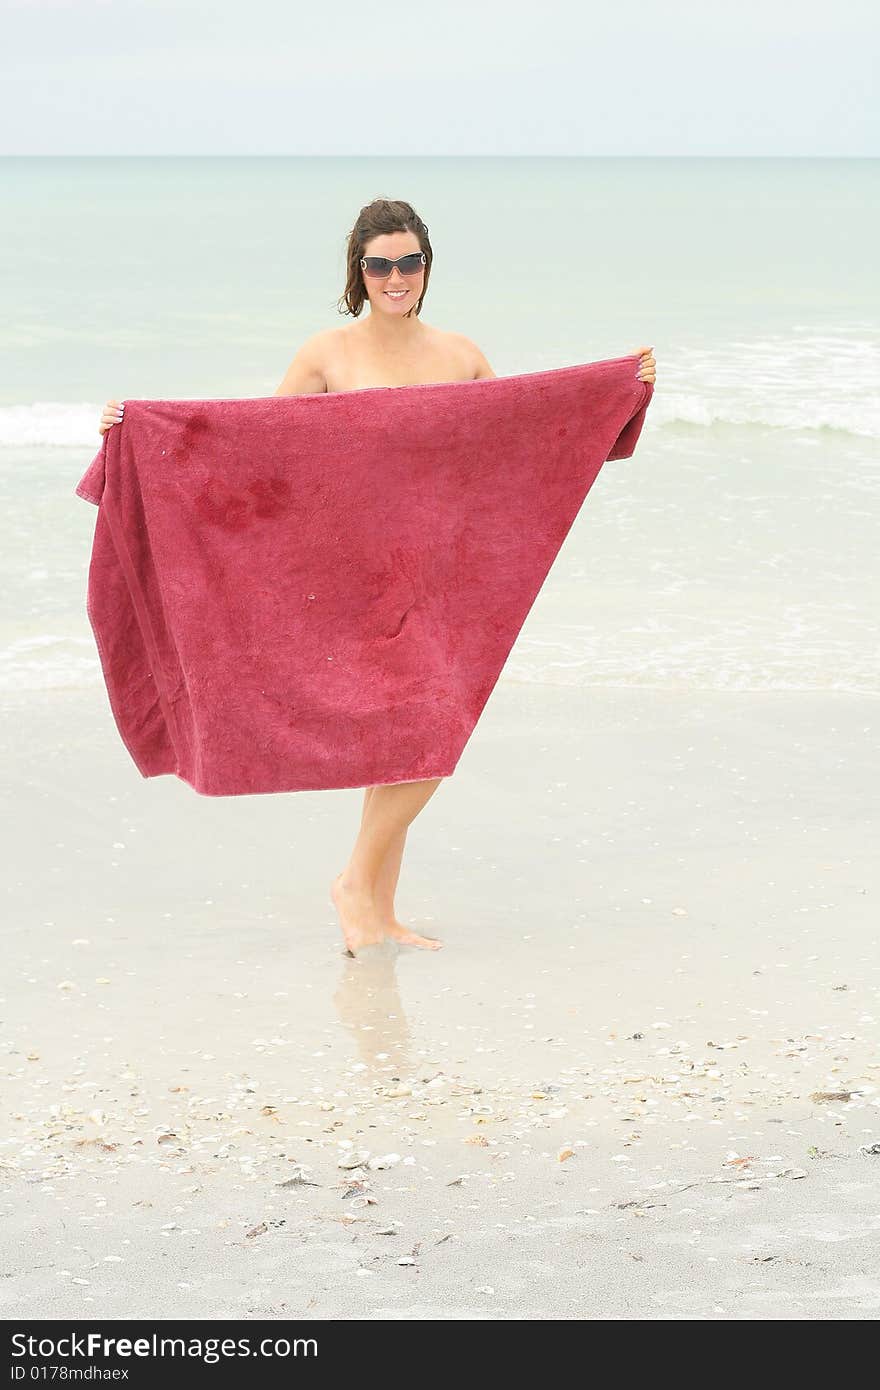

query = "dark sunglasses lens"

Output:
[[362, 254, 424, 277]]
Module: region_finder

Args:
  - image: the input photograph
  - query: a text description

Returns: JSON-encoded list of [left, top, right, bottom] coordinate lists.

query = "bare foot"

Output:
[[383, 919, 443, 951], [330, 874, 443, 953], [330, 874, 387, 956]]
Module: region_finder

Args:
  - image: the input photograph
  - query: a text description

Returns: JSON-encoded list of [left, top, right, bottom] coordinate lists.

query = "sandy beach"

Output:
[[2, 676, 878, 1320]]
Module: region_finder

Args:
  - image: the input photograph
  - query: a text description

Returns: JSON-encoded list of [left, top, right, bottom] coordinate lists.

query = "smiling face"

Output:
[[360, 229, 426, 317]]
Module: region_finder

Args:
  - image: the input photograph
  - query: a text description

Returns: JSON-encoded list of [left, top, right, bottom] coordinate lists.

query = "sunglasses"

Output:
[[359, 252, 426, 279]]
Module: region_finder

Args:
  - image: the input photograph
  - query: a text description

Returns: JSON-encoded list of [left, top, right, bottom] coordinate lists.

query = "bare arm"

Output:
[[274, 332, 330, 396], [472, 347, 496, 380], [454, 333, 496, 381]]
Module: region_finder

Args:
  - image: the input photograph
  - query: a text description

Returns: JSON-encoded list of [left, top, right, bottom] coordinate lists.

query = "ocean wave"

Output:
[[0, 402, 106, 449], [646, 330, 880, 438], [2, 634, 875, 696], [648, 395, 880, 437], [2, 328, 879, 445], [0, 635, 103, 691], [1, 397, 877, 448]]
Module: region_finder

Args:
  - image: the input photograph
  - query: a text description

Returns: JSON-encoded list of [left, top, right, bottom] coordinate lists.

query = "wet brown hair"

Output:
[[336, 197, 432, 319]]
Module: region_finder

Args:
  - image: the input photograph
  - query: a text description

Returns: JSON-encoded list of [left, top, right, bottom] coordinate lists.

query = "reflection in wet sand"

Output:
[[332, 944, 413, 1073]]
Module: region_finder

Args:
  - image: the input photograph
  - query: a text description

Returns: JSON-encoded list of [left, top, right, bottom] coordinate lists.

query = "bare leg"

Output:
[[359, 787, 407, 925], [330, 778, 443, 955]]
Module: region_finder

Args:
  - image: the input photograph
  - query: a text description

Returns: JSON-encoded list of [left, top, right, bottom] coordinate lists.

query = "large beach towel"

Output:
[[75, 355, 653, 796]]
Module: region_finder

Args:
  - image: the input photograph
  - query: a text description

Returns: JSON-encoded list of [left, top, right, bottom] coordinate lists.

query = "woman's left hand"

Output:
[[633, 345, 656, 385]]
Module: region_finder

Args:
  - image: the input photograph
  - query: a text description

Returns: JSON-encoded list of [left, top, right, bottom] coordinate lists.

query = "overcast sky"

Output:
[[2, 0, 876, 156]]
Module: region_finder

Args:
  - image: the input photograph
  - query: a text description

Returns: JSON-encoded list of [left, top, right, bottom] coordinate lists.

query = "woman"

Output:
[[99, 197, 657, 958]]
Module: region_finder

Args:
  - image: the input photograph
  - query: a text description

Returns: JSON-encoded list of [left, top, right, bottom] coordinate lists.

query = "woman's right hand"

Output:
[[98, 399, 125, 436]]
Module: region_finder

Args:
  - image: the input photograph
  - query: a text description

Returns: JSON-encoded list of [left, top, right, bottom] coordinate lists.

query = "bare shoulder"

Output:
[[274, 327, 346, 396], [444, 330, 496, 380]]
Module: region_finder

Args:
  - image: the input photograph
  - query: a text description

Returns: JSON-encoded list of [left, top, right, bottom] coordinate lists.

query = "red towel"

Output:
[[75, 355, 653, 795]]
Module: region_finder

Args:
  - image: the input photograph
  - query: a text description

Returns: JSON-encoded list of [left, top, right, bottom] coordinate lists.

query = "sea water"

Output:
[[1, 156, 877, 696]]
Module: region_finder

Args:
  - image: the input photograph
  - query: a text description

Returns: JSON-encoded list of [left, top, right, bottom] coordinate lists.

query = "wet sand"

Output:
[[2, 679, 878, 1320]]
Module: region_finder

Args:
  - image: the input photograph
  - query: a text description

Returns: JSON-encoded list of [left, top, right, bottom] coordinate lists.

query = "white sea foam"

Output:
[[2, 331, 879, 445], [0, 402, 106, 448], [645, 331, 880, 438], [3, 631, 875, 696], [0, 636, 103, 691], [1, 395, 876, 448]]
